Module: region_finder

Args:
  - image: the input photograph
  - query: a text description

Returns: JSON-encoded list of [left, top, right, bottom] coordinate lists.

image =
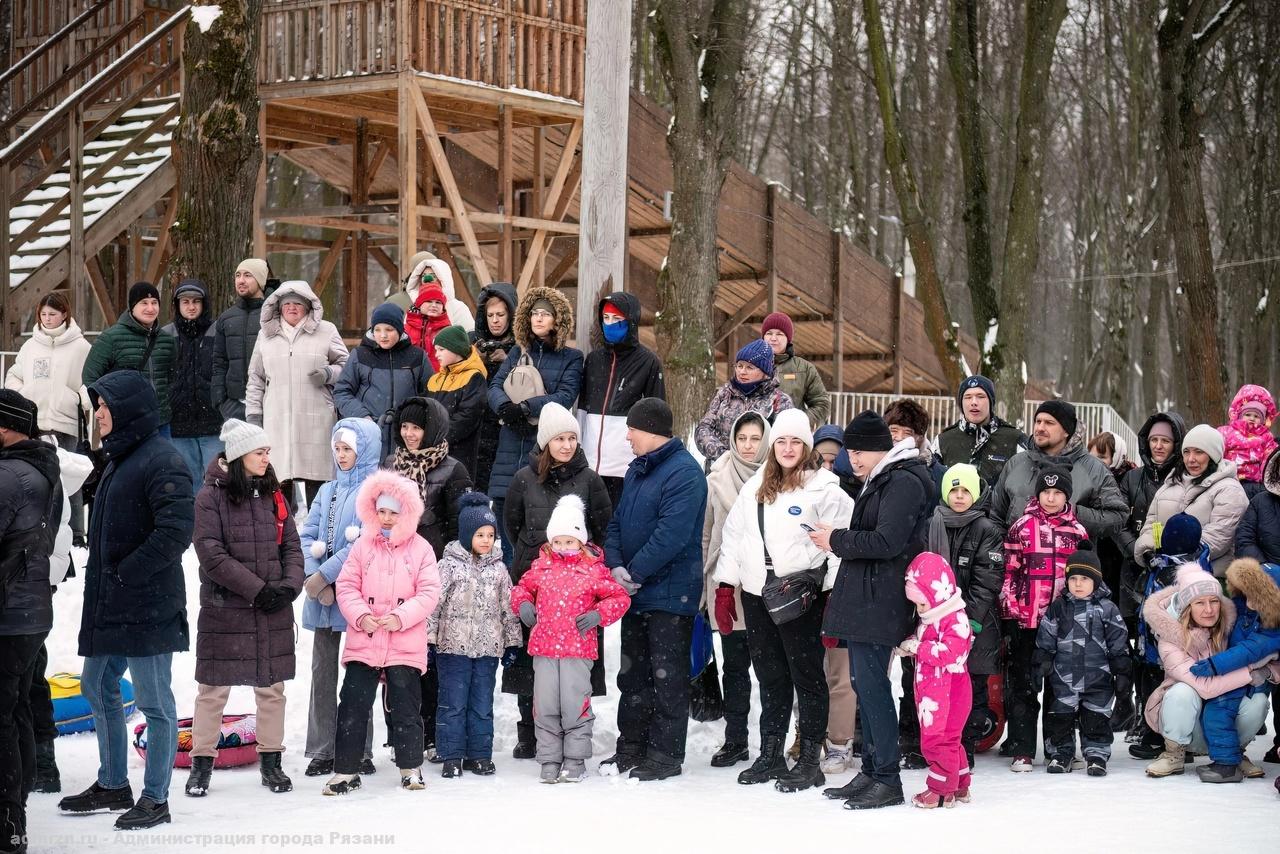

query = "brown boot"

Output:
[[1145, 739, 1186, 777], [786, 725, 802, 761]]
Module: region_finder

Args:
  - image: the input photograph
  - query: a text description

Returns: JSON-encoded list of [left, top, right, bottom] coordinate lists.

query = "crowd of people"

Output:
[[1, 253, 1279, 848]]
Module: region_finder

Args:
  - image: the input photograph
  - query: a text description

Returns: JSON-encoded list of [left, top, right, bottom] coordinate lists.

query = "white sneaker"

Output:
[[1010, 756, 1034, 772], [820, 739, 855, 774]]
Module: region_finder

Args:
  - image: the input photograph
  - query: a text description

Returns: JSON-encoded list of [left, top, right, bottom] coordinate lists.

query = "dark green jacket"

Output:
[[82, 311, 176, 424], [774, 348, 830, 430], [934, 420, 1027, 489]]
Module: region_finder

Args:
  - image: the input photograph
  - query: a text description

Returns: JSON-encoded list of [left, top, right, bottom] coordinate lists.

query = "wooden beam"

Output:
[[397, 72, 418, 266], [369, 247, 400, 280], [68, 105, 86, 316], [313, 233, 350, 296], [516, 119, 583, 292], [765, 183, 779, 314], [407, 81, 493, 286], [367, 140, 391, 184], [852, 368, 894, 394], [714, 289, 769, 347], [831, 232, 845, 391], [85, 257, 117, 320], [254, 107, 267, 257], [145, 191, 179, 285], [269, 215, 399, 235], [530, 128, 546, 289], [545, 247, 580, 288]]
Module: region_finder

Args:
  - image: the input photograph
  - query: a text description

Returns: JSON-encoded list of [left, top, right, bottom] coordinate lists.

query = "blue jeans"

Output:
[[848, 643, 900, 787], [81, 654, 177, 803], [171, 435, 224, 483], [435, 654, 499, 761], [156, 424, 171, 439]]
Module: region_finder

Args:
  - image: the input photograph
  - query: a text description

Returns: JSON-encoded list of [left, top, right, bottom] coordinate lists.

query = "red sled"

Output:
[[976, 672, 1006, 753]]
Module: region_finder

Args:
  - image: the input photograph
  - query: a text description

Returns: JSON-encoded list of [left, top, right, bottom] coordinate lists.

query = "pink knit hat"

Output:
[[1170, 564, 1222, 615]]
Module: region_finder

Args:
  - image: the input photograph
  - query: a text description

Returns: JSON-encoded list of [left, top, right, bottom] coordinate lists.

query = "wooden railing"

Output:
[[258, 0, 586, 101]]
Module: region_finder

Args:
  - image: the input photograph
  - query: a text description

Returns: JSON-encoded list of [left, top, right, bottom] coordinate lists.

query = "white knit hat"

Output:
[[536, 401, 580, 451], [219, 418, 270, 462], [376, 493, 402, 513], [770, 408, 814, 449], [334, 426, 358, 453], [546, 494, 588, 544], [235, 258, 269, 289], [1182, 423, 1225, 464]]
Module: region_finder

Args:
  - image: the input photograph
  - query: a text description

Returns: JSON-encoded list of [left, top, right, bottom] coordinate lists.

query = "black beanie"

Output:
[[1064, 541, 1103, 585], [128, 281, 160, 311], [843, 409, 893, 452], [626, 397, 673, 438], [397, 401, 429, 431], [1035, 399, 1078, 438], [1035, 465, 1074, 502], [0, 389, 38, 436]]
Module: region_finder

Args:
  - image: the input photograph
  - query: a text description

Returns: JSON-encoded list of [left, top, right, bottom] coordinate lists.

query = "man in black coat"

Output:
[[162, 279, 224, 481], [57, 371, 194, 831], [0, 391, 61, 854], [811, 411, 935, 810], [211, 259, 272, 422]]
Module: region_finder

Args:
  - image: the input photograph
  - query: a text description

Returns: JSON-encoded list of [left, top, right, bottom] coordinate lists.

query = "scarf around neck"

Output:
[[927, 504, 988, 560], [959, 414, 1008, 456], [392, 440, 450, 491]]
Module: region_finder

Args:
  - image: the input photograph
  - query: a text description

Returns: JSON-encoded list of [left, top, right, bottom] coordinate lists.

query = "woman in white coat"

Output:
[[1135, 423, 1249, 576], [245, 280, 349, 507], [714, 408, 854, 793]]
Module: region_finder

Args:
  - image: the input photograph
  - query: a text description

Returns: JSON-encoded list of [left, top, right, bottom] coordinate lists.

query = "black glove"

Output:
[[501, 646, 520, 668], [264, 586, 295, 614], [497, 401, 524, 426], [253, 585, 282, 612]]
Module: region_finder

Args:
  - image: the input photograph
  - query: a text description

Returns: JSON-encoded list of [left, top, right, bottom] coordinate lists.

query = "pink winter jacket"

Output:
[[337, 470, 441, 674], [510, 544, 630, 659], [1218, 384, 1278, 484], [904, 552, 973, 678], [1000, 499, 1087, 630]]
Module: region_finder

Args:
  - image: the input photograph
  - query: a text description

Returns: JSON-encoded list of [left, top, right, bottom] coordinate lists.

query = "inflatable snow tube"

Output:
[[134, 713, 259, 769], [49, 672, 136, 735]]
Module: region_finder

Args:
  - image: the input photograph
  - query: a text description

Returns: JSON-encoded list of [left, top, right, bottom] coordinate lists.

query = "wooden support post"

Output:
[[130, 226, 143, 282], [516, 121, 583, 293], [85, 257, 117, 320], [68, 105, 87, 316], [530, 128, 546, 293], [369, 247, 400, 280], [831, 232, 845, 391], [314, 233, 351, 296], [714, 289, 769, 347], [146, 192, 180, 286], [891, 273, 904, 395], [498, 106, 514, 282], [397, 72, 418, 270], [545, 247, 580, 288], [348, 118, 371, 327], [253, 107, 267, 258], [0, 162, 10, 348], [407, 81, 493, 286], [577, 0, 632, 351], [765, 183, 779, 314]]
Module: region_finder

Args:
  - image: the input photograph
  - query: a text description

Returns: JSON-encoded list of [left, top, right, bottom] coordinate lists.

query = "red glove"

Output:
[[822, 634, 839, 649], [714, 585, 737, 635]]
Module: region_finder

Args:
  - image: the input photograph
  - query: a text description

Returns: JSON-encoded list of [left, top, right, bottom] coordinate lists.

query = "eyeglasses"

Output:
[[530, 309, 555, 319]]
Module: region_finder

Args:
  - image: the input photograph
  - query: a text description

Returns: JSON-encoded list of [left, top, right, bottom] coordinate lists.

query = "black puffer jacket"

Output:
[[823, 444, 936, 646], [211, 294, 266, 421], [80, 371, 195, 658], [0, 438, 61, 636], [382, 397, 473, 557], [1116, 412, 1185, 611], [1237, 449, 1280, 564], [163, 279, 222, 438], [469, 282, 517, 492], [935, 508, 1005, 675]]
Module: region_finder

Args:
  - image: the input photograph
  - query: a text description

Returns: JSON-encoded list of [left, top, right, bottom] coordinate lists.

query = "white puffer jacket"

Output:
[[715, 466, 855, 596], [1135, 459, 1250, 575], [49, 444, 94, 584], [4, 320, 92, 435]]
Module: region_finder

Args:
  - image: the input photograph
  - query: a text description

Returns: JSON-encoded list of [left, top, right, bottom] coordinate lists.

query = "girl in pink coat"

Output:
[[324, 470, 441, 795], [510, 495, 630, 783], [1217, 384, 1278, 495], [897, 552, 974, 809]]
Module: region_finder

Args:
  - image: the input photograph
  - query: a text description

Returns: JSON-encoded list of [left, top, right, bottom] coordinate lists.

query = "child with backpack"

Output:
[[429, 493, 522, 778], [325, 471, 440, 795], [510, 495, 630, 783]]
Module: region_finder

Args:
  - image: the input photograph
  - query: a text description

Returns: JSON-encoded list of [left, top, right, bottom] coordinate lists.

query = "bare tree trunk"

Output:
[[170, 1, 264, 308], [862, 0, 963, 389], [651, 0, 753, 438], [0, 0, 11, 121], [830, 0, 869, 245], [1156, 0, 1244, 423], [988, 0, 1067, 421]]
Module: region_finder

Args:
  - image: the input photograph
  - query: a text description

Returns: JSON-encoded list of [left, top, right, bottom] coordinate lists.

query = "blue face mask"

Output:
[[602, 318, 628, 345], [380, 528, 393, 539]]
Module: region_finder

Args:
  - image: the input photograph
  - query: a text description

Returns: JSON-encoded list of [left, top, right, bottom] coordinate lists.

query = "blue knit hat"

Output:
[[813, 424, 845, 448], [735, 338, 775, 378], [956, 375, 996, 410], [370, 302, 405, 336], [458, 492, 498, 551], [1160, 512, 1202, 557]]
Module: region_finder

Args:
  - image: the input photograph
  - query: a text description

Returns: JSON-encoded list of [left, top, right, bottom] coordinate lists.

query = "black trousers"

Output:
[[602, 476, 625, 513], [337, 663, 422, 774], [1044, 707, 1112, 762], [899, 657, 919, 747], [382, 658, 438, 748], [721, 629, 752, 744], [1003, 623, 1044, 756], [27, 643, 56, 744], [0, 632, 46, 845], [740, 592, 828, 741], [848, 642, 900, 787], [616, 610, 693, 766]]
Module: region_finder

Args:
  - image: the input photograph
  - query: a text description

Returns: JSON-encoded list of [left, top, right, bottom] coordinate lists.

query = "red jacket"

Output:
[[405, 293, 452, 371], [510, 544, 630, 659], [1000, 499, 1087, 630]]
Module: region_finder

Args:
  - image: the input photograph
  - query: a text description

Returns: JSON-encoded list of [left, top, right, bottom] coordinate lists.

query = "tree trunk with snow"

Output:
[[170, 1, 264, 308], [650, 0, 752, 439]]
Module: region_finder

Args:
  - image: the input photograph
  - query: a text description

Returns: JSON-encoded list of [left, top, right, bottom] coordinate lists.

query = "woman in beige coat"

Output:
[[245, 281, 348, 507], [1135, 423, 1249, 576]]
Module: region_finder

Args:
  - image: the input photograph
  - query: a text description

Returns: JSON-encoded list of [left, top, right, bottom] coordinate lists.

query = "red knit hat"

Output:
[[762, 311, 794, 342], [602, 300, 624, 317], [417, 284, 447, 307]]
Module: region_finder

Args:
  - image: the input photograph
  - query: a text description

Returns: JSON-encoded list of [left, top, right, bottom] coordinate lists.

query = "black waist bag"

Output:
[[757, 502, 824, 625]]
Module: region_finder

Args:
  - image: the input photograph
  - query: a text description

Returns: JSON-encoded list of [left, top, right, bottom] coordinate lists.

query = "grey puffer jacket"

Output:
[[1034, 583, 1129, 712], [427, 540, 522, 658], [1135, 459, 1250, 575]]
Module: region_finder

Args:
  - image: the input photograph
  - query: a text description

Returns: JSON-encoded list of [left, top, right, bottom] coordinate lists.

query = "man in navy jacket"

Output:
[[603, 398, 707, 781]]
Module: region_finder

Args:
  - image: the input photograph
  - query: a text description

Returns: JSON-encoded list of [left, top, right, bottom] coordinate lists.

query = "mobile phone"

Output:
[[800, 523, 816, 533]]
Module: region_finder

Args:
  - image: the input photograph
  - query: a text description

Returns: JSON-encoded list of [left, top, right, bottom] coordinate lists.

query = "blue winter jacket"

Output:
[[298, 417, 382, 630], [485, 336, 583, 499], [1199, 561, 1280, 676], [604, 438, 707, 616]]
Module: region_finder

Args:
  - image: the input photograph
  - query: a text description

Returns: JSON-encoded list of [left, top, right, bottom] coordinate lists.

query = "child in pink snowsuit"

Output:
[[898, 552, 974, 809], [1217, 383, 1278, 497]]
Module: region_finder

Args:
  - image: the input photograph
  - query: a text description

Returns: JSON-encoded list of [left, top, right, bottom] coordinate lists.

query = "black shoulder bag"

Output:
[[757, 502, 825, 626]]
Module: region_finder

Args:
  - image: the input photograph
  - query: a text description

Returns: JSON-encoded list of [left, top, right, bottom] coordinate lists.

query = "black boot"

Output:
[[260, 752, 293, 793], [58, 782, 134, 814], [774, 738, 826, 792], [185, 756, 214, 797], [710, 742, 749, 768], [824, 771, 874, 801], [305, 757, 333, 777], [34, 740, 60, 793], [737, 734, 788, 785], [114, 797, 171, 830], [842, 780, 905, 810], [513, 720, 536, 760]]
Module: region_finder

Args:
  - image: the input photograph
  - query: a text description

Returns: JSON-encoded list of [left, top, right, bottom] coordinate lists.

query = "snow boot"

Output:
[[1145, 740, 1186, 777], [540, 763, 561, 783], [400, 769, 425, 790], [629, 759, 682, 782], [1263, 744, 1280, 764], [710, 742, 749, 768], [899, 750, 927, 770], [775, 738, 825, 793], [786, 725, 802, 761], [597, 753, 642, 776], [823, 772, 873, 801], [820, 739, 855, 774], [358, 757, 376, 775], [1046, 757, 1071, 774], [1197, 762, 1244, 783], [441, 760, 463, 779], [57, 782, 133, 814], [954, 786, 972, 803], [184, 756, 214, 797], [114, 797, 170, 831], [462, 759, 496, 775], [513, 721, 536, 759], [1009, 755, 1033, 772], [33, 741, 60, 793], [559, 759, 587, 783], [305, 757, 333, 777], [1240, 756, 1264, 778], [321, 774, 361, 796], [911, 789, 955, 809], [737, 734, 788, 785], [1086, 759, 1107, 777], [842, 780, 905, 810], [260, 752, 292, 793]]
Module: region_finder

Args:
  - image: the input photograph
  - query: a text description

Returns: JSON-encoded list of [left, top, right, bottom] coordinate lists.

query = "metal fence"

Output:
[[828, 392, 1140, 459], [0, 352, 15, 381]]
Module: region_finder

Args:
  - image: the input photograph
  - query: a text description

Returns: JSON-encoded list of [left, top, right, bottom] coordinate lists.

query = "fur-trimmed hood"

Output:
[[260, 280, 324, 336], [355, 469, 425, 545], [514, 285, 574, 351], [1225, 557, 1280, 629], [1265, 448, 1280, 498]]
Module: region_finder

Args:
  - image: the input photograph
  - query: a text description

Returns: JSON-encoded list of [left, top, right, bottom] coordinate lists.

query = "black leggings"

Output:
[[740, 591, 828, 741]]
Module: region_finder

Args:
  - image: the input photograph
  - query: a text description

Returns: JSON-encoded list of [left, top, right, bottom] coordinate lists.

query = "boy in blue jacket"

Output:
[[1189, 557, 1280, 782]]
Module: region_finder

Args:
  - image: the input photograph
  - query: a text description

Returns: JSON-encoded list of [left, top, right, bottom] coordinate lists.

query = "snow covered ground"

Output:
[[25, 546, 1280, 853]]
